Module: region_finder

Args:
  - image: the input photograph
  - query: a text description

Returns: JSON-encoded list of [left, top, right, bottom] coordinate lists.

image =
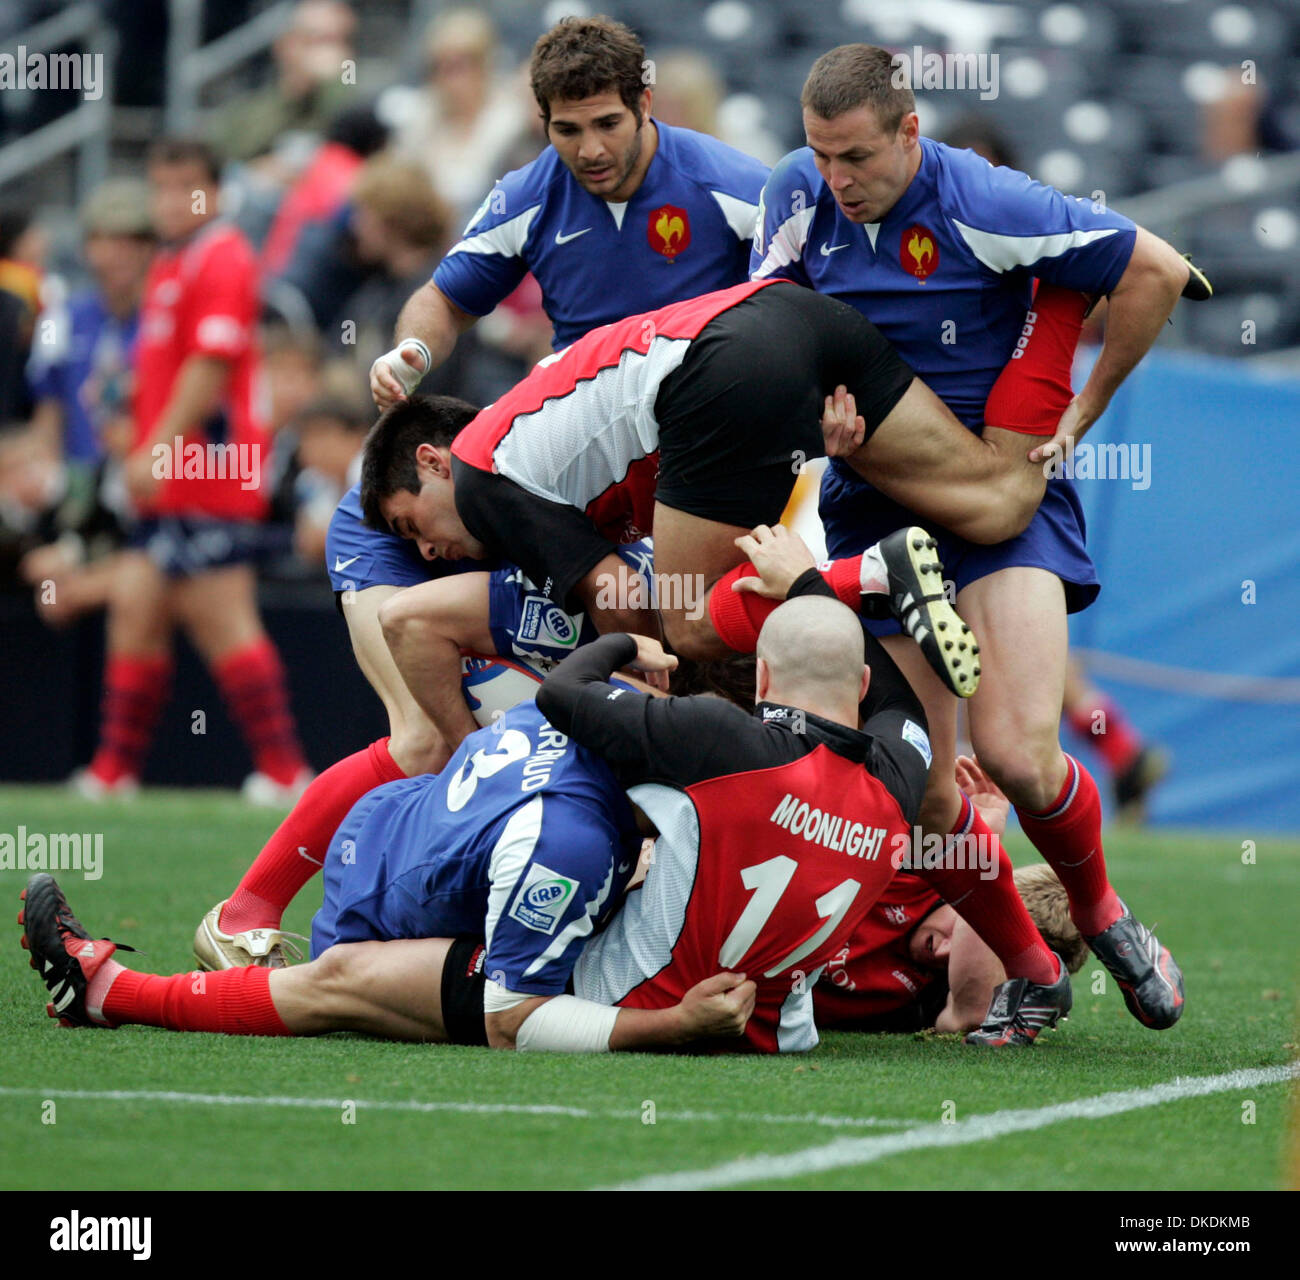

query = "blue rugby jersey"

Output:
[[750, 137, 1135, 429], [434, 120, 769, 348], [312, 702, 640, 995]]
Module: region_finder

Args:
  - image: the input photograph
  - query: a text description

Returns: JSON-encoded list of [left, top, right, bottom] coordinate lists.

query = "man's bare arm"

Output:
[[484, 972, 756, 1051], [1029, 226, 1189, 463], [371, 283, 479, 408], [935, 917, 1008, 1033]]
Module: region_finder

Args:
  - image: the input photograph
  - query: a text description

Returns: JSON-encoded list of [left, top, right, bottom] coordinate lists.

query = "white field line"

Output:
[[0, 1087, 908, 1131], [609, 1062, 1300, 1191]]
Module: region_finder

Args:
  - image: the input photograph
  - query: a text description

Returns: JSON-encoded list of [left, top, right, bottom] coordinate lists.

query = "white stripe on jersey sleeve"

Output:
[[776, 965, 823, 1054], [445, 204, 541, 261], [572, 784, 699, 1006], [710, 190, 761, 242], [949, 219, 1120, 274], [521, 856, 617, 979], [483, 794, 546, 957], [751, 204, 816, 279]]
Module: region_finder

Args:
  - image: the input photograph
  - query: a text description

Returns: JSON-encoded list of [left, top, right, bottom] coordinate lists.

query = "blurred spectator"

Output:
[[385, 8, 532, 224], [1202, 74, 1300, 163], [76, 138, 311, 804], [652, 50, 783, 166], [942, 116, 1016, 169], [0, 208, 45, 422], [290, 395, 368, 565], [206, 0, 357, 167], [260, 102, 389, 278], [342, 156, 452, 353], [26, 179, 153, 467]]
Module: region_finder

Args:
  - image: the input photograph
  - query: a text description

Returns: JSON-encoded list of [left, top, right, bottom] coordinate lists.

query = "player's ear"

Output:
[[418, 443, 453, 481], [754, 656, 771, 702], [639, 87, 652, 124], [859, 664, 871, 705]]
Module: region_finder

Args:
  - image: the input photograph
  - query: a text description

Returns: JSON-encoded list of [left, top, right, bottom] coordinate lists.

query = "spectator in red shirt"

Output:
[[76, 139, 311, 805]]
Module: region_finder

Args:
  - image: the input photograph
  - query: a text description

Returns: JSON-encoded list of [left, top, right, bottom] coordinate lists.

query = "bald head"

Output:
[[755, 597, 866, 716]]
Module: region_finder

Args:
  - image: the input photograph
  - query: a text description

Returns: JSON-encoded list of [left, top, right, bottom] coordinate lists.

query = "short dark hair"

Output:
[[148, 136, 222, 184], [529, 16, 646, 126], [359, 393, 479, 530], [801, 44, 915, 133]]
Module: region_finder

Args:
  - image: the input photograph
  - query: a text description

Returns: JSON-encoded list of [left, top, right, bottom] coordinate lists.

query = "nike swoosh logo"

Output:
[[555, 228, 592, 245], [333, 555, 360, 572], [298, 846, 324, 867], [820, 242, 850, 256]]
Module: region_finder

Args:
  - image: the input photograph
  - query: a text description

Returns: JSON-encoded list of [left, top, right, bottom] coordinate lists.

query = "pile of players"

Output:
[[22, 20, 1200, 1054]]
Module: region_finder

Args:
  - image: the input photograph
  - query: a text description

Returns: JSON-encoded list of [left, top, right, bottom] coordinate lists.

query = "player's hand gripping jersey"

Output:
[[536, 617, 932, 1053], [433, 121, 769, 348]]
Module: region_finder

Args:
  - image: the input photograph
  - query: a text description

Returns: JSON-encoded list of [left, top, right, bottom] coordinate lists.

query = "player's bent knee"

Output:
[[978, 748, 1063, 811]]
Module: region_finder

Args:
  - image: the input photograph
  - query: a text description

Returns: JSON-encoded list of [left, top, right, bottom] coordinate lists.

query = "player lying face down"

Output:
[[22, 611, 1074, 1053], [816, 757, 1090, 1035], [21, 676, 759, 1053]]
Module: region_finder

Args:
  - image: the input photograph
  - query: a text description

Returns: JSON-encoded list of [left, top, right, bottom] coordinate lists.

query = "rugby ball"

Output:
[[460, 653, 547, 727]]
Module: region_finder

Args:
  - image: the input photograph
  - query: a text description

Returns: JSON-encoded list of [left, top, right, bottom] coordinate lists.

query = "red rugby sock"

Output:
[[707, 557, 869, 653], [219, 737, 407, 933], [88, 653, 173, 784], [211, 637, 306, 787], [1015, 754, 1121, 936], [102, 965, 291, 1035], [983, 284, 1087, 435], [910, 794, 1059, 985]]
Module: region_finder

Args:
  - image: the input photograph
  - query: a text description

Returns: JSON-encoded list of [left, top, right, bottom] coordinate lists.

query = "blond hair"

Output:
[[1014, 864, 1089, 974]]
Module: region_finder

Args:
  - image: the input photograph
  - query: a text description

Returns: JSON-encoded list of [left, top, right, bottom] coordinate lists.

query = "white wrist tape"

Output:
[[374, 338, 432, 394], [515, 994, 619, 1053]]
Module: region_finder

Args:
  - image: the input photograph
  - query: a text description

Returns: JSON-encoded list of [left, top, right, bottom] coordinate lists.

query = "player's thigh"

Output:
[[105, 550, 171, 652], [879, 633, 962, 832], [652, 502, 752, 651], [850, 388, 1044, 540], [274, 938, 454, 1041], [171, 562, 262, 660], [960, 567, 1069, 800]]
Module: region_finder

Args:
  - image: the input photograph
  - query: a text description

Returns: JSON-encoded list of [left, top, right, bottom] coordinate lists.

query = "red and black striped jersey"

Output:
[[537, 627, 932, 1054], [450, 280, 775, 605]]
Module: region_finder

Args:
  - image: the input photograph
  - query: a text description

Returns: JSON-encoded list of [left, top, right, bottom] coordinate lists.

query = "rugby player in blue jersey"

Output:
[[369, 15, 768, 409], [200, 18, 771, 971], [750, 45, 1192, 1043]]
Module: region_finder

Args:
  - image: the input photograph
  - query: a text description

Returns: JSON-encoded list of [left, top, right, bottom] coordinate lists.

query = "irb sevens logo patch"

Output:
[[517, 595, 581, 652], [509, 863, 579, 934]]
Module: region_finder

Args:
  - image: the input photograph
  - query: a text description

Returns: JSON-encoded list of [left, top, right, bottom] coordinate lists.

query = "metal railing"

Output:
[[165, 0, 297, 134], [0, 4, 117, 200]]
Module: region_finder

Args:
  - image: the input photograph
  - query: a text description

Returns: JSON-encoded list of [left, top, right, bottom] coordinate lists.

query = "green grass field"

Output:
[[1, 785, 1296, 1191]]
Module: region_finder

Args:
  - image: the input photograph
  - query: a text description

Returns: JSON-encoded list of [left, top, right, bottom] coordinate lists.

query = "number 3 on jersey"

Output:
[[718, 855, 862, 978]]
